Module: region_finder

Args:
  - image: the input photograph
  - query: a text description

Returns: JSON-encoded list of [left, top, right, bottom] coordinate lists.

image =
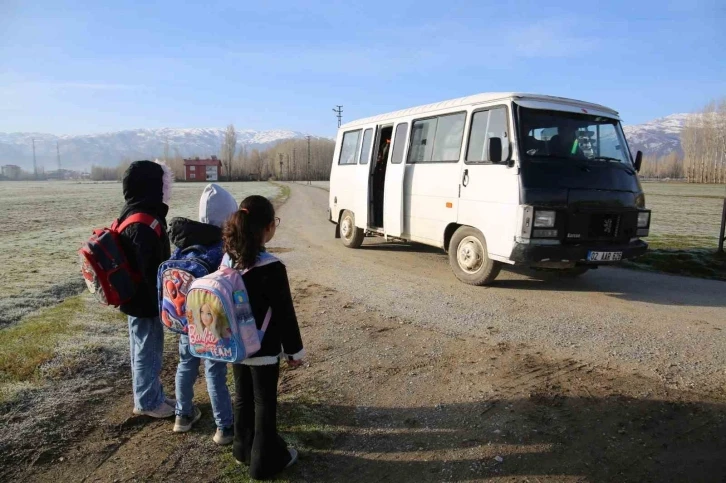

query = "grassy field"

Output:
[[0, 181, 279, 326], [0, 181, 281, 400], [642, 182, 725, 249], [631, 182, 725, 280]]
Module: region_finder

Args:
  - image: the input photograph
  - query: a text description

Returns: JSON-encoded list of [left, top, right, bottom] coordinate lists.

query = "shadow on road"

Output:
[[496, 266, 726, 308], [283, 395, 726, 483]]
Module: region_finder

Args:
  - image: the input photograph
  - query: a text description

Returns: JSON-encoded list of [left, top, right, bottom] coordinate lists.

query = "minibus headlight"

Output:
[[637, 211, 650, 228], [534, 210, 556, 228]]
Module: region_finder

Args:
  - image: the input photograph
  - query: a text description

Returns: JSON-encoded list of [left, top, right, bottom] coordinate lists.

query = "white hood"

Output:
[[199, 183, 238, 227]]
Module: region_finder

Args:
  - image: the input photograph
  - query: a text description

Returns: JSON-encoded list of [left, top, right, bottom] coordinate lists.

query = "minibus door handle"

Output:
[[462, 169, 469, 187]]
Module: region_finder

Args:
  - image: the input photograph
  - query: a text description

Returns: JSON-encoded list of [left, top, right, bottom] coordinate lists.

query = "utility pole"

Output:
[[306, 135, 311, 185], [333, 105, 343, 128], [292, 147, 296, 182], [32, 138, 37, 179], [286, 153, 290, 181], [279, 153, 284, 181]]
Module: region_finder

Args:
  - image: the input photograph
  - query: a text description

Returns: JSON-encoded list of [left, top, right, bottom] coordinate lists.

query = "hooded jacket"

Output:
[[118, 160, 173, 318], [168, 183, 238, 250]]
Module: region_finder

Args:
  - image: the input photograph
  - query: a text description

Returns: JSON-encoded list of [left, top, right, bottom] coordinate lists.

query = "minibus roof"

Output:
[[340, 93, 620, 129]]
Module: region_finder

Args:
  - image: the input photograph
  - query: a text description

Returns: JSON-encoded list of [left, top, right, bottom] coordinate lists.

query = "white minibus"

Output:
[[328, 92, 651, 285]]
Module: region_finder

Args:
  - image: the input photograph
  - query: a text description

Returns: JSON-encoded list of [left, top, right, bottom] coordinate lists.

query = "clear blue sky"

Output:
[[1, 0, 724, 136]]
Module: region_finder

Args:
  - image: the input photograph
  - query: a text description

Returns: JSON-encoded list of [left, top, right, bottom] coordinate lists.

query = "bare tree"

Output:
[[682, 97, 726, 184], [221, 124, 237, 181]]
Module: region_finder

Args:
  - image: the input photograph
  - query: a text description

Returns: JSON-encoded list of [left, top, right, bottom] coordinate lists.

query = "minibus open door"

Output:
[[383, 122, 409, 238], [355, 128, 374, 231]]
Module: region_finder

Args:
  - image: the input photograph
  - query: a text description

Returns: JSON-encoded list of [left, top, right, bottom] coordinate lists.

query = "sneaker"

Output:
[[133, 401, 175, 419], [213, 426, 234, 446], [173, 406, 202, 433], [285, 448, 298, 468]]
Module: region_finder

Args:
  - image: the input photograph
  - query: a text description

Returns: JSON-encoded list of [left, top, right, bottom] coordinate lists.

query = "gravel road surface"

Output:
[[275, 183, 726, 392]]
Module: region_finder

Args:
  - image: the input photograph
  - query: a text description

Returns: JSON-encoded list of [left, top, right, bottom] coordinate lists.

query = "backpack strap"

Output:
[[260, 308, 272, 333], [116, 213, 163, 238], [248, 252, 280, 272], [241, 252, 280, 334]]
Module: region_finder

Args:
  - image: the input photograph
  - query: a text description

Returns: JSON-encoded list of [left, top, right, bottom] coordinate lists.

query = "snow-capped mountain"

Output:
[[622, 113, 691, 158], [0, 114, 692, 171], [0, 128, 318, 171]]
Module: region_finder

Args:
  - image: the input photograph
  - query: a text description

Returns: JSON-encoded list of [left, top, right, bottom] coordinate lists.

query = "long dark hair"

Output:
[[223, 195, 275, 269]]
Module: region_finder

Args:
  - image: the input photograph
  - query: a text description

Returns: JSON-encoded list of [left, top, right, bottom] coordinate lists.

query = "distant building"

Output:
[[183, 156, 223, 181], [1, 165, 21, 180]]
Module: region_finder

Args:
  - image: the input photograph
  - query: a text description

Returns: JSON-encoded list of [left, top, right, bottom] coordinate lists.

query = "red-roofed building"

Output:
[[184, 155, 223, 181]]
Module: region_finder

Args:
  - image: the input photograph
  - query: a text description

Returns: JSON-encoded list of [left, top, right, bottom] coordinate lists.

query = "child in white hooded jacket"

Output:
[[165, 183, 238, 444]]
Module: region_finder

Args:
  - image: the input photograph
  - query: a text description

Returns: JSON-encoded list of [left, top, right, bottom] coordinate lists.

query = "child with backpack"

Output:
[[221, 195, 305, 480], [118, 160, 175, 418], [159, 183, 238, 444]]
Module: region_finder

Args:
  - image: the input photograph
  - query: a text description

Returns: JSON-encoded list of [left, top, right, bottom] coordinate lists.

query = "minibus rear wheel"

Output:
[[340, 210, 365, 248], [449, 226, 501, 285]]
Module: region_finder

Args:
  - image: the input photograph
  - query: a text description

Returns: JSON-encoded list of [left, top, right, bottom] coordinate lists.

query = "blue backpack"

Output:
[[157, 243, 224, 334]]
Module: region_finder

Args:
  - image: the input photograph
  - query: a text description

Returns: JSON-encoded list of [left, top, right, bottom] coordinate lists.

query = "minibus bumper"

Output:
[[510, 239, 648, 264]]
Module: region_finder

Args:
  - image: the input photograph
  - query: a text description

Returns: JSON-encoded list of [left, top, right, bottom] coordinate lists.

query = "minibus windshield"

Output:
[[518, 107, 633, 167]]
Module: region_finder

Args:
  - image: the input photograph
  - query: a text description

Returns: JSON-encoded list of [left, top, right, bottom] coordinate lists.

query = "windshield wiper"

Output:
[[590, 157, 635, 174], [590, 156, 624, 163]]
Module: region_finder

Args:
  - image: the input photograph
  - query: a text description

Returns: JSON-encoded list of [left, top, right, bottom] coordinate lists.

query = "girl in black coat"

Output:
[[222, 195, 305, 480]]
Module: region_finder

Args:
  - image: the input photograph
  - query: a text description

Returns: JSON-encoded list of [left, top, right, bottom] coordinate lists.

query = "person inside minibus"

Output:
[[548, 125, 586, 158]]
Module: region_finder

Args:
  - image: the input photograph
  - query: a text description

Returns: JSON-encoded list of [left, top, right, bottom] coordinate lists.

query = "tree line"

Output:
[[681, 98, 726, 184], [90, 124, 335, 182], [214, 124, 335, 181], [638, 152, 684, 180], [628, 97, 725, 183]]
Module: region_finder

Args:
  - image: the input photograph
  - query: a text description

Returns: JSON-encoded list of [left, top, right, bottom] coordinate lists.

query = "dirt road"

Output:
[[277, 183, 726, 391], [5, 182, 725, 482]]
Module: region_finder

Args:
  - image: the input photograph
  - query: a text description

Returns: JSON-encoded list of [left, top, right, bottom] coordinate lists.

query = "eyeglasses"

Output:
[[274, 217, 281, 227]]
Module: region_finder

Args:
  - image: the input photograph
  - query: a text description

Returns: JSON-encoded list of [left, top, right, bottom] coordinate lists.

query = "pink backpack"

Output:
[[185, 252, 279, 362]]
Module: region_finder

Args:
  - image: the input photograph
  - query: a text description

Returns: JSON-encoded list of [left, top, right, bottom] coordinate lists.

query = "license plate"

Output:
[[587, 251, 622, 262]]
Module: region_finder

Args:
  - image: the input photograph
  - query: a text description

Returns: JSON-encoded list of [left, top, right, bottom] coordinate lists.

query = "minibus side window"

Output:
[[432, 113, 466, 162], [390, 123, 409, 164], [358, 128, 373, 165], [466, 107, 510, 164], [408, 112, 466, 163], [339, 130, 362, 165], [409, 118, 436, 163]]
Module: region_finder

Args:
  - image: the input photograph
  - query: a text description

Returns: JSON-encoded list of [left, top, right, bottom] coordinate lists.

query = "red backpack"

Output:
[[79, 214, 163, 307]]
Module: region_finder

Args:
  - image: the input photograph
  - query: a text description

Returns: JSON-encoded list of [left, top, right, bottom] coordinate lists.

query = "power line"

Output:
[[332, 105, 343, 128]]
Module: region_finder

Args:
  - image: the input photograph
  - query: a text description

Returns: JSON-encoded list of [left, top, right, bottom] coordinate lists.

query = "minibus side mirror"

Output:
[[634, 150, 643, 172], [487, 137, 502, 163]]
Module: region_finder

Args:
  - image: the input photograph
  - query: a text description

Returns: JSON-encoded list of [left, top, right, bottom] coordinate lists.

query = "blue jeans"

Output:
[[128, 315, 166, 411], [175, 335, 233, 429]]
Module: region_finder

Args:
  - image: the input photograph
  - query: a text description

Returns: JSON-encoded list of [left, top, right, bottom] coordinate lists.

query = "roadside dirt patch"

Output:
[[4, 278, 725, 482]]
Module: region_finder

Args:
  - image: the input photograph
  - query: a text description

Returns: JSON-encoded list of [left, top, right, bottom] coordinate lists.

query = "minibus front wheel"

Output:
[[340, 210, 365, 248], [448, 226, 501, 286]]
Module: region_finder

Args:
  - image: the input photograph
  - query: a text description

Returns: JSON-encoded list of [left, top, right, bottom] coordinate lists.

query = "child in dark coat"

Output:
[[222, 195, 305, 480]]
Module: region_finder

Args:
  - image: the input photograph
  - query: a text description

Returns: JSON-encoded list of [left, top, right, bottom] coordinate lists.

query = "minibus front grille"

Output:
[[564, 212, 634, 243]]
